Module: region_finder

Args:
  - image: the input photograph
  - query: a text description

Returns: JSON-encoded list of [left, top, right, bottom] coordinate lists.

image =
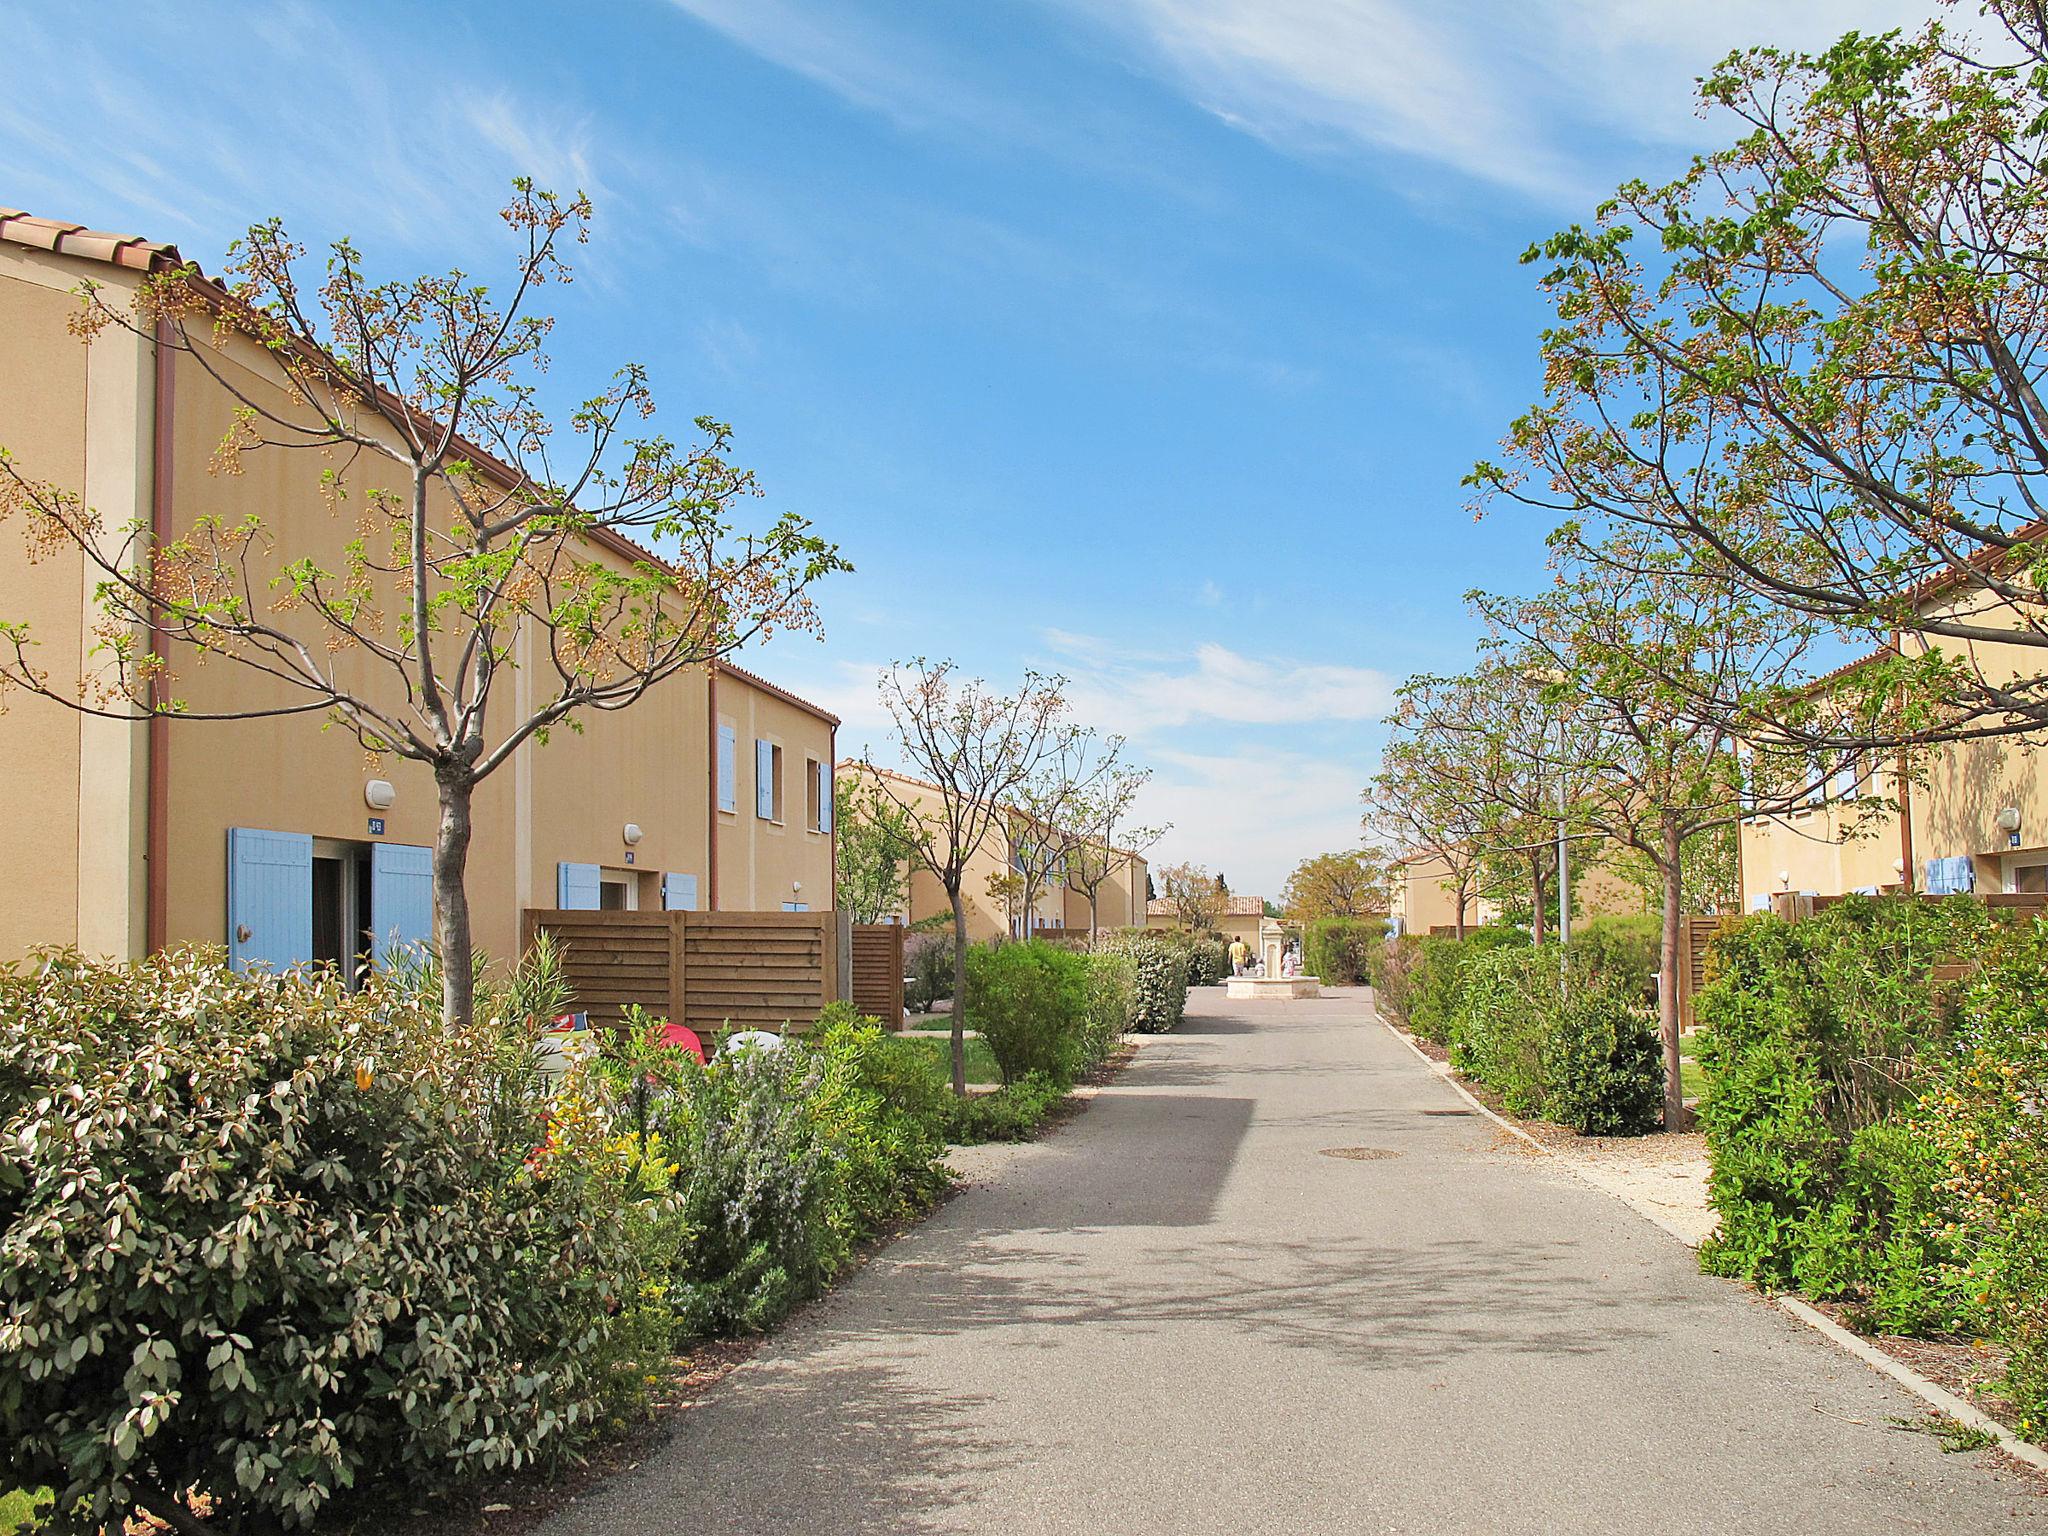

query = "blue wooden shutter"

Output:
[[819, 762, 833, 834], [557, 861, 601, 910], [756, 739, 776, 819], [662, 872, 698, 911], [717, 725, 737, 812], [226, 827, 312, 973], [369, 842, 435, 965]]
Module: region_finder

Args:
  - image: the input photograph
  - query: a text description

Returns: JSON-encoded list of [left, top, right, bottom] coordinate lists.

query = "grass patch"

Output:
[[884, 1032, 1002, 1086], [1679, 1031, 1706, 1102], [1, 1489, 50, 1535]]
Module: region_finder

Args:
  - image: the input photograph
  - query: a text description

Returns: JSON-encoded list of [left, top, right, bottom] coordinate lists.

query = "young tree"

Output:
[[1281, 850, 1391, 920], [1381, 663, 1576, 943], [1156, 860, 1225, 933], [1471, 4, 2048, 752], [870, 660, 1076, 1094], [1039, 736, 1164, 942], [1471, 544, 1846, 1128], [833, 770, 919, 923], [1363, 750, 1489, 940], [1004, 729, 1133, 938], [0, 185, 842, 1030]]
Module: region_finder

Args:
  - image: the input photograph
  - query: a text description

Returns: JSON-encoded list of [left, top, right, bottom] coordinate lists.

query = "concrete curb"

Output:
[[1369, 1000, 2048, 1475]]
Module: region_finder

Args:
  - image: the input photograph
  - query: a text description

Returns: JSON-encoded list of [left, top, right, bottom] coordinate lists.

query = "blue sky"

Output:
[[2, 0, 1933, 897]]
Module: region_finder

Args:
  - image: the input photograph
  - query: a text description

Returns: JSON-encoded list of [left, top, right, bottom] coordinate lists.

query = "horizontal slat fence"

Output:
[[522, 908, 835, 1035], [850, 923, 906, 1029]]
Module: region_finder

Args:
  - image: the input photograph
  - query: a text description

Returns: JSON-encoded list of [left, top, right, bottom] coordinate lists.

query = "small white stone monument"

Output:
[[1225, 919, 1321, 1000]]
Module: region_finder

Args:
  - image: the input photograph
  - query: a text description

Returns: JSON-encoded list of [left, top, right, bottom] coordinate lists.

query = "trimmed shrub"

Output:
[[1446, 947, 1663, 1135], [1694, 897, 1996, 1332], [1408, 927, 1529, 1045], [1080, 951, 1138, 1065], [964, 940, 1091, 1087], [1541, 980, 1666, 1137], [1304, 917, 1384, 986], [905, 932, 955, 1013], [1097, 930, 1189, 1033], [0, 949, 665, 1533], [1371, 933, 1426, 1022], [1186, 937, 1229, 987], [1564, 913, 1660, 1000]]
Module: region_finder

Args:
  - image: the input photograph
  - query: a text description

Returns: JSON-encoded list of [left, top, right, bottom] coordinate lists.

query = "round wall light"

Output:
[[1778, 869, 1791, 888], [1893, 857, 1907, 874], [364, 780, 396, 810], [1997, 806, 2023, 834], [623, 823, 644, 846]]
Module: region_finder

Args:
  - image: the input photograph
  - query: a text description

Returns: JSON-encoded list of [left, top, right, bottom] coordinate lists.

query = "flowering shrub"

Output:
[[1922, 928, 2048, 1437], [0, 948, 664, 1533], [1096, 930, 1188, 1033], [967, 941, 1092, 1086]]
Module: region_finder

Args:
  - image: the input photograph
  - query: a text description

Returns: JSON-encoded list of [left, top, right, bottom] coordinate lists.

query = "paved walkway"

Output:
[[538, 989, 2048, 1535]]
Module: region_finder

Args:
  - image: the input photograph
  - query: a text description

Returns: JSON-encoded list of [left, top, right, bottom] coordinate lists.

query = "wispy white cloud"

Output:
[[1137, 743, 1365, 898], [0, 3, 616, 262], [1055, 0, 1943, 202], [1042, 629, 1393, 731]]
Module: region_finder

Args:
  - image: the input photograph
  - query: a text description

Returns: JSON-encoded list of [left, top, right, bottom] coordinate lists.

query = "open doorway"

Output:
[[312, 839, 373, 985]]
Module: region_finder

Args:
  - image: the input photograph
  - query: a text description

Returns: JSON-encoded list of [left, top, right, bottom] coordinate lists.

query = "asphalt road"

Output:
[[537, 988, 2048, 1535]]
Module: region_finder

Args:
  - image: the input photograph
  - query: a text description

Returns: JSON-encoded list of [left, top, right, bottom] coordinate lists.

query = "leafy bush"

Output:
[[1693, 897, 1995, 1331], [1371, 934, 1425, 1021], [1407, 927, 1529, 1045], [1185, 937, 1229, 987], [1564, 913, 1661, 1000], [808, 1007, 953, 1245], [905, 931, 955, 1013], [965, 940, 1091, 1086], [944, 1072, 1067, 1143], [1079, 951, 1138, 1065], [1304, 917, 1384, 986], [1541, 980, 1666, 1137], [0, 948, 664, 1533], [1919, 925, 2048, 1434], [1097, 930, 1189, 1033], [1447, 947, 1663, 1134]]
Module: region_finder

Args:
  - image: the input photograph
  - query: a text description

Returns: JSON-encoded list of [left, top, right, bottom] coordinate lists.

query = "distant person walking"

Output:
[[1228, 937, 1249, 976]]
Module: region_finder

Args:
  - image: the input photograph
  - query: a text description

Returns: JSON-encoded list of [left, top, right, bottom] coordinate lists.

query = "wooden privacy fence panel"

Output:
[[850, 923, 906, 1029], [1676, 914, 1739, 1031], [522, 908, 835, 1035]]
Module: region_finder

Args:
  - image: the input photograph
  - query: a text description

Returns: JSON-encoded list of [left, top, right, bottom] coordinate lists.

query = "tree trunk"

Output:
[[1088, 888, 1100, 946], [1454, 887, 1468, 941], [1658, 817, 1685, 1131], [949, 891, 970, 1097], [1529, 855, 1548, 946], [434, 767, 478, 1032]]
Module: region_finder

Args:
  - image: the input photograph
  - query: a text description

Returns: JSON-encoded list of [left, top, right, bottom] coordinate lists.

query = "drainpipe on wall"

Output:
[[144, 315, 175, 954], [706, 661, 720, 911]]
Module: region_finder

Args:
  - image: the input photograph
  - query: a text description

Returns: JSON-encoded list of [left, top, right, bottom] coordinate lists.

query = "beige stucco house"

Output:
[[839, 764, 1149, 942], [0, 209, 837, 972], [1145, 893, 1266, 948], [1388, 851, 1495, 936]]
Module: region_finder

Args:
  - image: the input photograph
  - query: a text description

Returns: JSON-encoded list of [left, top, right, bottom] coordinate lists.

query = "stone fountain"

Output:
[[1224, 919, 1321, 1000]]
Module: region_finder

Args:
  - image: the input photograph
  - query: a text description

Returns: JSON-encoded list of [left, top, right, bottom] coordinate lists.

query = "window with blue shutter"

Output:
[[820, 763, 832, 835], [718, 725, 737, 813], [662, 872, 698, 911], [557, 861, 602, 910], [227, 827, 313, 973], [369, 842, 435, 965], [756, 738, 777, 820]]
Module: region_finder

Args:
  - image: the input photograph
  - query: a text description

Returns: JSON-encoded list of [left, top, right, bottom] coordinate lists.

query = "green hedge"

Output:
[[1304, 917, 1384, 985], [1407, 927, 1529, 1045], [1185, 937, 1229, 987], [1097, 930, 1189, 1033], [1449, 948, 1663, 1135], [1694, 895, 2048, 1441]]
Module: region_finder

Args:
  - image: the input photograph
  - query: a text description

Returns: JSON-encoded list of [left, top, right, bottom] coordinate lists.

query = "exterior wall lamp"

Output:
[[623, 823, 644, 846], [364, 780, 396, 810], [1997, 806, 2022, 847]]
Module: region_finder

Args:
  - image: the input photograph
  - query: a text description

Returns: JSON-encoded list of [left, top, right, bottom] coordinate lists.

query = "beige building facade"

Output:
[[0, 210, 836, 973], [839, 765, 1148, 943], [1145, 894, 1266, 948]]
